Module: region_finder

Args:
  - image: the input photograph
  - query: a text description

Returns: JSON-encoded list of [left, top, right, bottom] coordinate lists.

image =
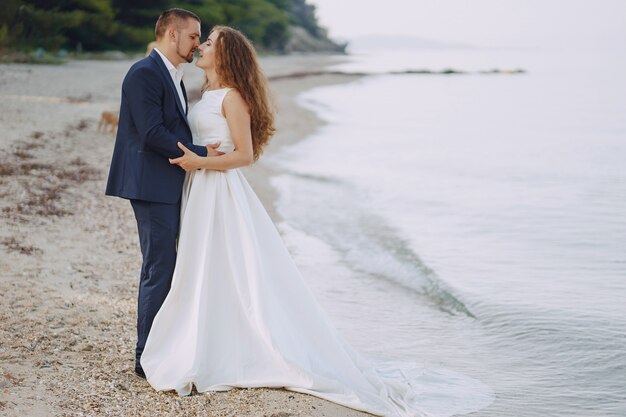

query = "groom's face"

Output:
[[176, 18, 201, 64]]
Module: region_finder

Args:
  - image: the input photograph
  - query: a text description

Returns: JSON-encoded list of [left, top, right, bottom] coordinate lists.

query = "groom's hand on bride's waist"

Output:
[[206, 142, 225, 157], [170, 142, 226, 172]]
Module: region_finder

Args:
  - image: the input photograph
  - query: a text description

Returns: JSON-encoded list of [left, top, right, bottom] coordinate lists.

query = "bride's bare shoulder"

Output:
[[222, 88, 250, 117]]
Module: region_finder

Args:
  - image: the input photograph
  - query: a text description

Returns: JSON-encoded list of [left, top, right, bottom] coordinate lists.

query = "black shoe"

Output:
[[134, 366, 146, 379]]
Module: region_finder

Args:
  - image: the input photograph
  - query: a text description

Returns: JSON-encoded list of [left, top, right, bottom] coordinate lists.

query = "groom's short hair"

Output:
[[155, 8, 200, 39]]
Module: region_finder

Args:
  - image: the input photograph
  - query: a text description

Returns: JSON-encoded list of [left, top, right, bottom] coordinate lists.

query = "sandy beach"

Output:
[[0, 55, 369, 416]]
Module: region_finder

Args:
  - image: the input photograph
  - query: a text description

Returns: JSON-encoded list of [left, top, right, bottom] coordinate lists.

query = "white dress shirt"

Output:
[[153, 47, 186, 113]]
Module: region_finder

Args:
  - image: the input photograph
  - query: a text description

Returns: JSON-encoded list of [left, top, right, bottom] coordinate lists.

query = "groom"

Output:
[[105, 8, 220, 378]]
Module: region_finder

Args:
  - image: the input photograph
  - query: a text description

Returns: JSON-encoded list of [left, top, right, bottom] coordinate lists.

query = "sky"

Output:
[[309, 0, 626, 49]]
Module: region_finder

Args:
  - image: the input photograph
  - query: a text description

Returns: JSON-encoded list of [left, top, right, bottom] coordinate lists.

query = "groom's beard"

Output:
[[176, 40, 195, 63]]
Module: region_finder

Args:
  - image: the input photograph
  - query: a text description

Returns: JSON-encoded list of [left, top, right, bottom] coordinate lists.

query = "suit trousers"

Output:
[[130, 199, 180, 369]]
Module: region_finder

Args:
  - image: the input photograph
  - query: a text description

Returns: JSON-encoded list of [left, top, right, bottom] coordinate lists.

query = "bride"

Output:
[[139, 26, 494, 417]]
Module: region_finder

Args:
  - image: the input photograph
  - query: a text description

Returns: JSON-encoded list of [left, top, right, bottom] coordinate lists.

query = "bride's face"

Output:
[[195, 31, 220, 70]]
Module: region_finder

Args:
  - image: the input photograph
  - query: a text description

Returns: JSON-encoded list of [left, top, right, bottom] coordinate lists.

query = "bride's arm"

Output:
[[169, 90, 254, 171]]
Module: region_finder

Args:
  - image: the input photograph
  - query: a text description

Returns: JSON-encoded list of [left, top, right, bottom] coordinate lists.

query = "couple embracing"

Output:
[[105, 8, 493, 417]]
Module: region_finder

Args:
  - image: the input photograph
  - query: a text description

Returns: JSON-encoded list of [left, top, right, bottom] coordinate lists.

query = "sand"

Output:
[[0, 55, 370, 416]]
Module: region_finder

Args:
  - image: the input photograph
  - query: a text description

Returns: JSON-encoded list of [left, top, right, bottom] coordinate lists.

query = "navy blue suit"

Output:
[[105, 50, 207, 371]]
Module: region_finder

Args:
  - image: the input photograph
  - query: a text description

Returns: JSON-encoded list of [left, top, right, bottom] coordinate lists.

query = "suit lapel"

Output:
[[149, 50, 189, 124]]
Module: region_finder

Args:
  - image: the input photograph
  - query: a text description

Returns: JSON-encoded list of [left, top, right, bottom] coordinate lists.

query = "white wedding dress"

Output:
[[140, 88, 494, 417]]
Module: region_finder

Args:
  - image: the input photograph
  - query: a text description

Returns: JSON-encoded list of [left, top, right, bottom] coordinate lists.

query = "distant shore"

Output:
[[0, 55, 370, 416]]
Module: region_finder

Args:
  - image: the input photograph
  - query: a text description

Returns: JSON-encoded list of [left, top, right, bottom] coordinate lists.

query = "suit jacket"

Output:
[[105, 50, 207, 204]]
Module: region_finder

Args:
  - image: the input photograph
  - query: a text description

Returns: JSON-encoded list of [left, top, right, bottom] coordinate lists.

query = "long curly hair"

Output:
[[202, 26, 275, 161]]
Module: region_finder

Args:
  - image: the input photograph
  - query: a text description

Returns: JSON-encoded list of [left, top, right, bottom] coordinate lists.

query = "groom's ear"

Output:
[[168, 26, 178, 42]]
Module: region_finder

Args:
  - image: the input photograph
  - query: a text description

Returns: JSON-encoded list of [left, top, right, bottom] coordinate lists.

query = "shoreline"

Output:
[[0, 56, 369, 416], [244, 71, 362, 221]]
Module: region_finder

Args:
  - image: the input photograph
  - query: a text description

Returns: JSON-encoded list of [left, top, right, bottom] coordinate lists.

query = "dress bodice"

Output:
[[188, 87, 234, 153]]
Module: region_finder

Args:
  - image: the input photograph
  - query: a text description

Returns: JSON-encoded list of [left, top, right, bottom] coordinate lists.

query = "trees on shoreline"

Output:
[[1, 0, 340, 54]]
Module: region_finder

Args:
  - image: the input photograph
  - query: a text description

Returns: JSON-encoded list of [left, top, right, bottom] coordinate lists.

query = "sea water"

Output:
[[267, 45, 626, 416]]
